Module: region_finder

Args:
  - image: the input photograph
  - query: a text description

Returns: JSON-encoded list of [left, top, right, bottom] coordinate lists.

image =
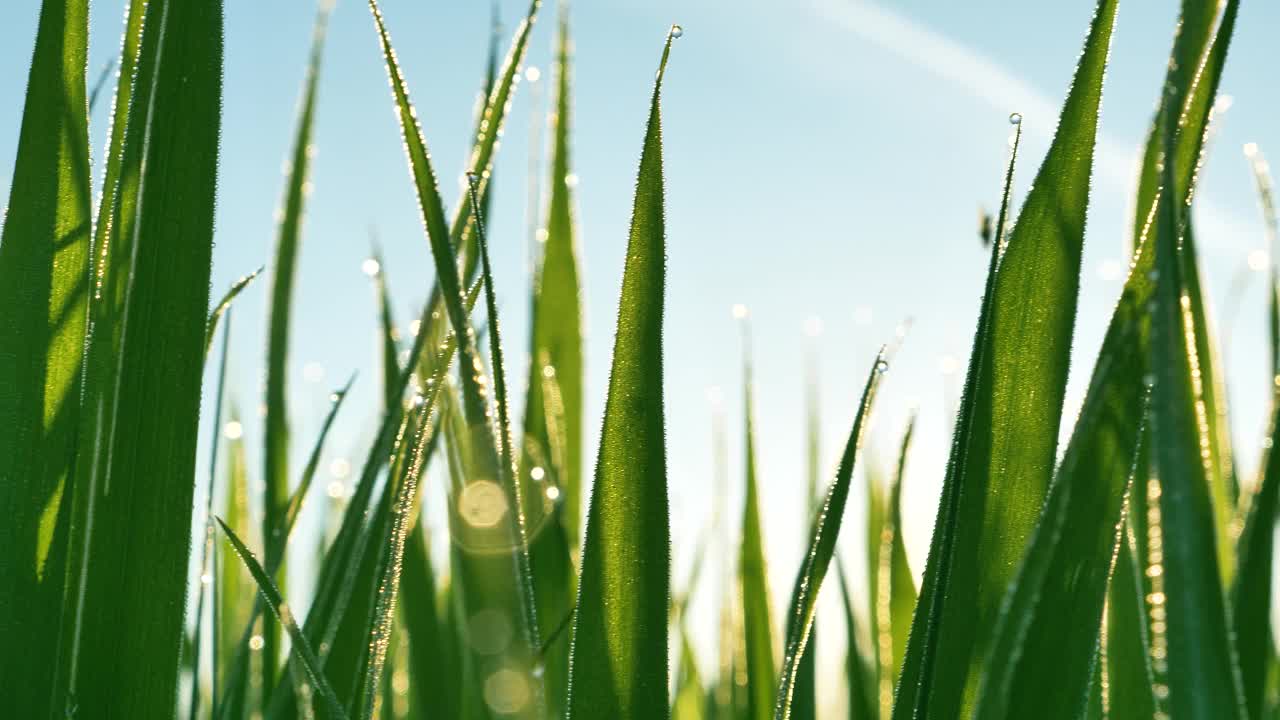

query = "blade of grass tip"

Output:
[[262, 4, 333, 696], [1148, 95, 1246, 720], [738, 317, 778, 720], [523, 6, 586, 553], [881, 415, 918, 697], [217, 517, 348, 720], [893, 1, 1116, 717], [0, 0, 90, 712], [1231, 377, 1280, 720], [189, 311, 234, 720], [836, 558, 877, 720], [368, 245, 401, 412], [774, 351, 888, 720], [52, 0, 223, 715], [280, 374, 356, 547], [206, 266, 264, 359], [565, 26, 678, 720]]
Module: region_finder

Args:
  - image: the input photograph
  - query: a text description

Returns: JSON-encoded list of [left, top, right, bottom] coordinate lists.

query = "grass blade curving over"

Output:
[[0, 0, 90, 715], [523, 7, 585, 552], [894, 1, 1117, 715], [53, 0, 223, 714], [217, 517, 348, 720], [206, 266, 264, 359], [262, 5, 332, 693], [773, 352, 887, 720], [565, 27, 678, 720]]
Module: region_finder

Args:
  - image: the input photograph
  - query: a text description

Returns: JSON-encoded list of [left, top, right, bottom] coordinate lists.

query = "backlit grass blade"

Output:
[[740, 331, 777, 720], [879, 416, 917, 698], [0, 0, 90, 712], [189, 312, 234, 720], [51, 0, 223, 715], [206, 266, 264, 358], [523, 7, 585, 552], [1146, 0, 1242, 580], [216, 517, 348, 720], [1147, 106, 1245, 720], [1230, 378, 1280, 720], [401, 521, 458, 720], [971, 274, 1151, 719], [673, 621, 708, 720], [262, 5, 332, 692], [892, 1, 1115, 716], [564, 27, 677, 720], [369, 249, 400, 411], [1106, 516, 1158, 718], [281, 376, 355, 542], [217, 402, 256, 718], [836, 559, 877, 720], [774, 352, 886, 720], [1233, 144, 1280, 720]]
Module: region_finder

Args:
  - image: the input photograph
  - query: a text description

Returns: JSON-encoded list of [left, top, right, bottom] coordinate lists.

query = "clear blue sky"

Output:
[[3, 0, 1278, 699]]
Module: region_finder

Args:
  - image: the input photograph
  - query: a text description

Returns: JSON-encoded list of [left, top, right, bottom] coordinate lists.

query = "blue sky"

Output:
[[3, 0, 1279, 700]]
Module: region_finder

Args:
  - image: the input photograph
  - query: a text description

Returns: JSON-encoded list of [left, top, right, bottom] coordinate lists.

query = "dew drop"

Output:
[[670, 24, 684, 39], [1008, 112, 1023, 125], [875, 359, 889, 374]]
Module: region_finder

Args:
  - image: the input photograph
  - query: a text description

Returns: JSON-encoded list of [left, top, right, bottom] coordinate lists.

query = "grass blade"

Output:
[[892, 1, 1116, 716], [879, 416, 917, 699], [217, 517, 348, 720], [262, 5, 333, 693], [523, 7, 585, 552], [740, 329, 777, 720], [1146, 103, 1245, 719], [1234, 143, 1280, 720], [836, 560, 877, 720], [774, 352, 886, 720], [368, 248, 400, 411], [217, 402, 256, 718], [401, 520, 458, 720], [1106, 514, 1159, 718], [564, 27, 678, 720], [206, 266, 264, 358], [0, 0, 90, 714], [51, 0, 223, 715]]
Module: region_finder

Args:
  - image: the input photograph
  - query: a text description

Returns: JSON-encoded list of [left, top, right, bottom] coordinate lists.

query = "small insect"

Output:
[[978, 207, 994, 248]]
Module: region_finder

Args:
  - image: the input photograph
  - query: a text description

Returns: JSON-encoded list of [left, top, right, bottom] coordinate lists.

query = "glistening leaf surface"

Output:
[[565, 29, 676, 720], [894, 1, 1116, 716]]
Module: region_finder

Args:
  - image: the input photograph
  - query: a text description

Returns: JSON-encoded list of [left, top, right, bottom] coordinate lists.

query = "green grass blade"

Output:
[[674, 621, 708, 720], [369, 249, 400, 411], [281, 376, 355, 545], [50, 0, 222, 715], [892, 1, 1115, 716], [774, 353, 886, 720], [216, 517, 348, 720], [262, 6, 332, 693], [1106, 516, 1159, 719], [836, 560, 877, 720], [740, 332, 777, 720], [401, 520, 458, 720], [218, 402, 256, 718], [1231, 378, 1280, 720], [0, 0, 90, 713], [1147, 106, 1246, 720], [523, 8, 585, 553], [206, 266, 264, 358], [1246, 145, 1280, 375], [564, 27, 677, 720], [881, 416, 917, 696], [189, 312, 234, 720]]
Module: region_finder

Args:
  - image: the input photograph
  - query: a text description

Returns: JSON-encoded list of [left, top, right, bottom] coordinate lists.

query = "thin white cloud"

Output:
[[810, 0, 1255, 254]]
